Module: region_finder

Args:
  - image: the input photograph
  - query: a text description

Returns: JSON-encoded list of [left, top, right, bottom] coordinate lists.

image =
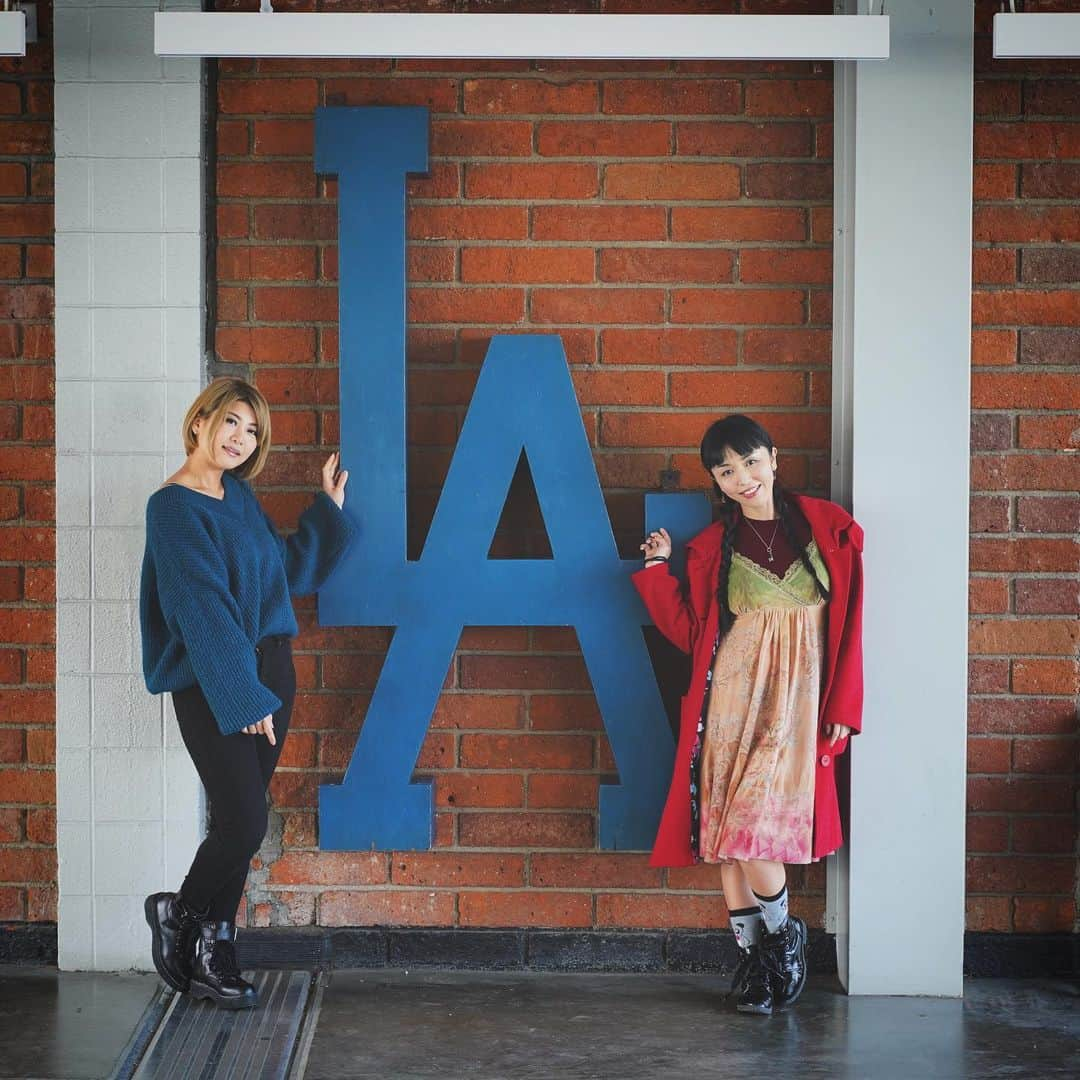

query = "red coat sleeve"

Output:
[[824, 525, 864, 735], [631, 563, 698, 655]]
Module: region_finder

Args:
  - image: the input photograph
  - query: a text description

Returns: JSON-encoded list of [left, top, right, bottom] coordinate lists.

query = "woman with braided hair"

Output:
[[633, 414, 864, 1016]]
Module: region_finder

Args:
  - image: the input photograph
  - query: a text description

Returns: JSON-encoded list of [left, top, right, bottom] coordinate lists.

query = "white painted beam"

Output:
[[155, 12, 889, 61], [0, 11, 26, 57], [993, 12, 1080, 59], [845, 0, 972, 997]]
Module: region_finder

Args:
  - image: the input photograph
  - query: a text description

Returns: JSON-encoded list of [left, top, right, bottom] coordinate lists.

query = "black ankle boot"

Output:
[[188, 921, 258, 1010], [735, 945, 776, 1015], [728, 946, 755, 999], [144, 892, 200, 992], [762, 915, 808, 1008]]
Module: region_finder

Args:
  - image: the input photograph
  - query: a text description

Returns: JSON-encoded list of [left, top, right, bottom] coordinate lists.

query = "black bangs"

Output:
[[699, 414, 776, 472]]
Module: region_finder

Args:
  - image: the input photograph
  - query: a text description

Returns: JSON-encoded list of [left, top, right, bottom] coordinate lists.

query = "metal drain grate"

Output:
[[131, 970, 311, 1080]]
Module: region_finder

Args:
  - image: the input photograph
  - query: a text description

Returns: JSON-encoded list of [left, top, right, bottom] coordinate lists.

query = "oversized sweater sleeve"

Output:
[[257, 491, 357, 598], [630, 562, 698, 655], [147, 497, 282, 735]]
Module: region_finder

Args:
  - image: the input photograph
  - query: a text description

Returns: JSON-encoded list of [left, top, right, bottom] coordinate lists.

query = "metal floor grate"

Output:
[[131, 970, 311, 1080]]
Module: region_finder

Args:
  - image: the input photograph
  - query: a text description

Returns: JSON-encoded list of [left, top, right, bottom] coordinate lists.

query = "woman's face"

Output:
[[192, 400, 259, 472], [710, 444, 778, 516]]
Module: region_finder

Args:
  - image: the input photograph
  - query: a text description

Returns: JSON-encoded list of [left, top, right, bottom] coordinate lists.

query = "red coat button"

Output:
[[819, 753, 831, 767]]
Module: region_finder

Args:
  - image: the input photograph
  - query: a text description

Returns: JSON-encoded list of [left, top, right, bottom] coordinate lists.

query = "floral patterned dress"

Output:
[[697, 542, 831, 865]]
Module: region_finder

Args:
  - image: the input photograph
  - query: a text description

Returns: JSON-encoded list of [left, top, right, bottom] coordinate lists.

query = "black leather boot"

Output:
[[144, 892, 200, 992], [728, 946, 754, 999], [762, 915, 808, 1008], [188, 921, 258, 1010], [735, 945, 776, 1015]]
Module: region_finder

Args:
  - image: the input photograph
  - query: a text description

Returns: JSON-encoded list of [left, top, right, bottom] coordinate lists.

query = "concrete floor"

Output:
[[0, 968, 1078, 1079], [0, 969, 160, 1080], [302, 972, 1080, 1080]]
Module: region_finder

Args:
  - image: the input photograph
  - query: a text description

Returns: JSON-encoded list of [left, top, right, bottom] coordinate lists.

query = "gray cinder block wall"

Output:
[[53, 0, 205, 970]]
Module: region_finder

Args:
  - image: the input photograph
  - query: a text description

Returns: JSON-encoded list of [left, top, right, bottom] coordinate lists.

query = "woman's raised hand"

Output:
[[322, 451, 348, 509], [640, 527, 673, 563]]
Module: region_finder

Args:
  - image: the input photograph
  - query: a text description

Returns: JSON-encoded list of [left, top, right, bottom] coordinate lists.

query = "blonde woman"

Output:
[[140, 378, 354, 1008]]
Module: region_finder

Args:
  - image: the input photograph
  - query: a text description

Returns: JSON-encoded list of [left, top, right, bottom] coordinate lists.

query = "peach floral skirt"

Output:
[[698, 550, 827, 865]]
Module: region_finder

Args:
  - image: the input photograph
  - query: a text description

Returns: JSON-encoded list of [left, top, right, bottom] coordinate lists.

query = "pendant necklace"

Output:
[[744, 516, 780, 563]]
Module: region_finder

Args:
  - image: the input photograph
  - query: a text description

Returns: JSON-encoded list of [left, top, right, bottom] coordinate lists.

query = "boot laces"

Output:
[[176, 918, 196, 958], [731, 948, 756, 991], [208, 938, 241, 978], [740, 945, 775, 1000], [759, 937, 786, 979]]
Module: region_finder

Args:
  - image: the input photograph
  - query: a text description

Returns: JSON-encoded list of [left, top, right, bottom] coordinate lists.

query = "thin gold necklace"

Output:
[[743, 515, 780, 563]]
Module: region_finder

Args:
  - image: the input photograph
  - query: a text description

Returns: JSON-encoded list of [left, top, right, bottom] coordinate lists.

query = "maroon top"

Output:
[[733, 508, 812, 576]]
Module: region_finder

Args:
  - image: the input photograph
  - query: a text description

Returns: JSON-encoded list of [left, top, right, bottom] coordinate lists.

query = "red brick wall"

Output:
[[213, 0, 837, 931], [967, 1, 1079, 936], [0, 1, 56, 925], [0, 1, 1072, 942]]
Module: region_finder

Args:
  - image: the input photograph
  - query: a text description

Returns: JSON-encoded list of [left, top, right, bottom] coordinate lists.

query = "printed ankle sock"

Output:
[[729, 906, 764, 950], [753, 885, 790, 934]]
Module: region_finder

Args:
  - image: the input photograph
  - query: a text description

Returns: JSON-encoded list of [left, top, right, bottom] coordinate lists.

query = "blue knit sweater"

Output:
[[140, 472, 356, 735]]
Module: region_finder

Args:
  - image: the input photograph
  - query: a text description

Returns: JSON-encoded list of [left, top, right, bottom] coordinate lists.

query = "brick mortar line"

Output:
[[219, 76, 833, 85], [265, 878, 741, 890], [292, 687, 595, 693], [222, 155, 834, 165], [292, 732, 613, 737], [236, 282, 831, 289], [964, 854, 1078, 861], [224, 198, 834, 207], [222, 113, 835, 122], [969, 612, 1079, 619], [220, 363, 829, 373], [217, 239, 833, 248], [222, 322, 833, 330], [967, 693, 1077, 700]]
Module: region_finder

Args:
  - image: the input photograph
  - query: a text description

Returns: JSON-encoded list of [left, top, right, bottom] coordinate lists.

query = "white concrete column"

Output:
[[843, 1, 974, 995], [54, 0, 205, 970]]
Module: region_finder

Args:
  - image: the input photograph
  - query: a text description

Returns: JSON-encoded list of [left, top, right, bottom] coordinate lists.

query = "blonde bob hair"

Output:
[[181, 378, 272, 480]]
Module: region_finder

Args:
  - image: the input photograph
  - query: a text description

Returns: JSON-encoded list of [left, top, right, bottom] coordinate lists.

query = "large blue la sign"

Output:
[[315, 107, 710, 851]]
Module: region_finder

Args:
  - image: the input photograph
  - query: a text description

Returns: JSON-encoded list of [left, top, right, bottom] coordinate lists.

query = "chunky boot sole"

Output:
[[144, 894, 189, 993], [775, 916, 808, 1009], [188, 979, 258, 1010], [736, 999, 773, 1016]]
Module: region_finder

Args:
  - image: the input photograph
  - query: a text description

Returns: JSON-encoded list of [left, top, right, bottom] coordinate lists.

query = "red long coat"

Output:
[[632, 494, 864, 867]]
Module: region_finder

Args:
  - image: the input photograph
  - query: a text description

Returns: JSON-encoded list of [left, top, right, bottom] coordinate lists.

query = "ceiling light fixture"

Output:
[[993, 12, 1080, 59], [0, 8, 26, 57]]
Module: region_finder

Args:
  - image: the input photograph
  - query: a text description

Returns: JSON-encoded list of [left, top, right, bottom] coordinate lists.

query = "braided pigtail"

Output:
[[715, 498, 740, 640], [774, 483, 830, 602]]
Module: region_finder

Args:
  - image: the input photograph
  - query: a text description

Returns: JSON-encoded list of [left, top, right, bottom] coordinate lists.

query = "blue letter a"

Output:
[[314, 106, 708, 852]]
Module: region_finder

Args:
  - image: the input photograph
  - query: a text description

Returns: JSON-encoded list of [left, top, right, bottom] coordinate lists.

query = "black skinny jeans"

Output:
[[172, 636, 295, 922]]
